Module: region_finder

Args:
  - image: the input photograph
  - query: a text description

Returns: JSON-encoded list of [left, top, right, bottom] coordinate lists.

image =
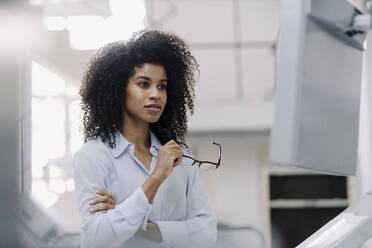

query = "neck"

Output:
[[120, 112, 151, 149]]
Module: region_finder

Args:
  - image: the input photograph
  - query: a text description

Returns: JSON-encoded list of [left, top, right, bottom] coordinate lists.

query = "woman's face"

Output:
[[124, 63, 168, 124]]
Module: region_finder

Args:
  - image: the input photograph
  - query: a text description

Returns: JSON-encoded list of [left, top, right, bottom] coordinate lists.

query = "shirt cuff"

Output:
[[140, 203, 152, 231], [114, 187, 150, 227], [153, 221, 188, 248]]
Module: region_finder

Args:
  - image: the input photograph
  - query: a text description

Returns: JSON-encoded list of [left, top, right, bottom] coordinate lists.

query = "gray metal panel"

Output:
[[298, 17, 362, 175], [270, 0, 309, 166], [270, 0, 363, 175]]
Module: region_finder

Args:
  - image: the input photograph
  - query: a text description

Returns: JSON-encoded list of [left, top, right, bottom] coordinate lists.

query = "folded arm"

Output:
[[73, 150, 151, 248]]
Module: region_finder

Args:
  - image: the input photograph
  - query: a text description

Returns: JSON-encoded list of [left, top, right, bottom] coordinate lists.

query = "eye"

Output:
[[139, 82, 149, 88], [158, 84, 167, 90]]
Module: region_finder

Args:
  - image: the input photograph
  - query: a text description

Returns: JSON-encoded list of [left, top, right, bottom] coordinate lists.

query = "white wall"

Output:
[[147, 0, 278, 132], [187, 132, 271, 247]]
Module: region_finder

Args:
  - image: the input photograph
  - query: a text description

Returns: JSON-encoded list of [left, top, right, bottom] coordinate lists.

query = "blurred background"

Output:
[[1, 0, 372, 247]]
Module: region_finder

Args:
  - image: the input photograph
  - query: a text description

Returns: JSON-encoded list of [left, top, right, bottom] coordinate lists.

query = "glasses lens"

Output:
[[199, 163, 217, 171]]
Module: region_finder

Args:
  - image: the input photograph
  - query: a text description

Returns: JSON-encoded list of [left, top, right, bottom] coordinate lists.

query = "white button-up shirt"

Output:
[[73, 130, 217, 248]]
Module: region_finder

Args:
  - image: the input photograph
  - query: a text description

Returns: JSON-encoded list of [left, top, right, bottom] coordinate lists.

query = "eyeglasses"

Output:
[[153, 142, 222, 171], [182, 142, 221, 171]]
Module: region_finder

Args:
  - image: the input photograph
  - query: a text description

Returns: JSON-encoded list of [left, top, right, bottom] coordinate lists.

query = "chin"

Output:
[[145, 116, 161, 123], [142, 112, 163, 124]]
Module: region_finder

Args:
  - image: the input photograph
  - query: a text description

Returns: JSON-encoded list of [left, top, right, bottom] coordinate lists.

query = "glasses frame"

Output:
[[182, 142, 221, 169]]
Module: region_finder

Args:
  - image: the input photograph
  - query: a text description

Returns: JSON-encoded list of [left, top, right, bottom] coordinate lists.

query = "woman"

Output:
[[73, 30, 217, 248]]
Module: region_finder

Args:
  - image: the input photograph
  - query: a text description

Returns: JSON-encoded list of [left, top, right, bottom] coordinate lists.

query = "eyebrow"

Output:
[[136, 76, 168, 83]]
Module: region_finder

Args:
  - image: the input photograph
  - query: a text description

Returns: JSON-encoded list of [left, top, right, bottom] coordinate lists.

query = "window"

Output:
[[31, 61, 82, 208]]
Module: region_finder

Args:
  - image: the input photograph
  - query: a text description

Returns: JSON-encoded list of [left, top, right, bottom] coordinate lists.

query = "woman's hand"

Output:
[[142, 140, 183, 204], [152, 140, 183, 182], [89, 190, 117, 213]]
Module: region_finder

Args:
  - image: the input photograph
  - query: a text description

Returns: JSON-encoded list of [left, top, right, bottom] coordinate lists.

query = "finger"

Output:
[[108, 195, 116, 206], [96, 190, 116, 204], [91, 195, 116, 206], [166, 139, 177, 145], [96, 190, 113, 198], [89, 196, 110, 205], [109, 198, 117, 207], [165, 145, 181, 153], [89, 203, 114, 213], [89, 196, 106, 205], [173, 149, 184, 158], [96, 191, 116, 206], [97, 193, 116, 206], [109, 198, 116, 206], [174, 157, 182, 167], [95, 190, 106, 196], [165, 140, 181, 149], [173, 152, 183, 167], [168, 146, 183, 156]]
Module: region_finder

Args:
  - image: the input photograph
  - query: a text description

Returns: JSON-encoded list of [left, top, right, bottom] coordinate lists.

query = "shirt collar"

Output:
[[149, 130, 162, 149], [149, 130, 162, 157], [109, 130, 130, 158], [109, 130, 162, 158]]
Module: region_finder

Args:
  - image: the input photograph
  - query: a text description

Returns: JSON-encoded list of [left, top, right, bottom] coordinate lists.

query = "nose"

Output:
[[149, 85, 161, 100]]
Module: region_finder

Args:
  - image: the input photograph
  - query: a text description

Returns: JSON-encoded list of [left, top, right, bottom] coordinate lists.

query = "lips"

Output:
[[145, 104, 161, 109]]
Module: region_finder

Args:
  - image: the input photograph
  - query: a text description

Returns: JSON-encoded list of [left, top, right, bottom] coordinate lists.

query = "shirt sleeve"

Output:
[[73, 149, 151, 248], [153, 150, 217, 248]]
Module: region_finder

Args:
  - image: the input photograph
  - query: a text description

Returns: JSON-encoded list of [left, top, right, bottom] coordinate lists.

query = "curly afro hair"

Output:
[[79, 30, 198, 149]]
